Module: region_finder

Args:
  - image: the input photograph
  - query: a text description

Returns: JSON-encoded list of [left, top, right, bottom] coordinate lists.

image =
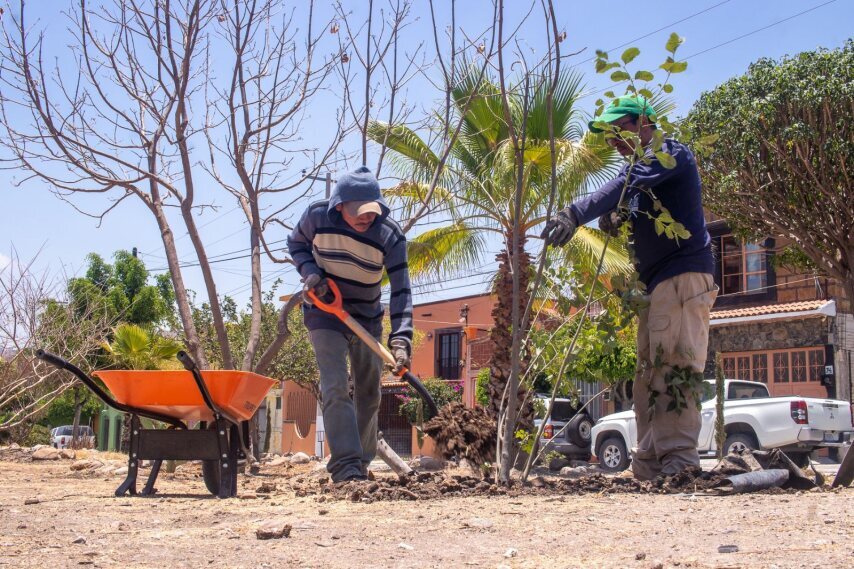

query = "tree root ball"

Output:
[[422, 402, 496, 465]]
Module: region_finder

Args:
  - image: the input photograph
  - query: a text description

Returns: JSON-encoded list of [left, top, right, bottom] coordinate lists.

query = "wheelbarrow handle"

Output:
[[305, 278, 439, 417], [176, 351, 243, 426], [35, 349, 185, 429]]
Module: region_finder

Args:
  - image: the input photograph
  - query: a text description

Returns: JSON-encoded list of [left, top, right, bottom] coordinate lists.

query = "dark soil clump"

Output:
[[282, 466, 750, 503], [422, 402, 496, 465]]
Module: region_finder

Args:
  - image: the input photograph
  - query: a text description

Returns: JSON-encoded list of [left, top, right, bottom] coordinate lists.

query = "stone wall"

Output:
[[833, 312, 854, 403], [704, 316, 830, 376]]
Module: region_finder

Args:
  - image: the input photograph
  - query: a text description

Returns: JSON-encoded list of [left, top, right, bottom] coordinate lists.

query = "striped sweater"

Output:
[[287, 199, 413, 348]]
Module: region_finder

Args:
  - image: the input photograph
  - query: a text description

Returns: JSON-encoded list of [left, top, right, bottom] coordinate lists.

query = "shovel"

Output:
[[306, 278, 439, 417]]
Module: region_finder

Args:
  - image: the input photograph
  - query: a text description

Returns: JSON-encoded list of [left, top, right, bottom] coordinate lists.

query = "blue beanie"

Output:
[[333, 166, 381, 203]]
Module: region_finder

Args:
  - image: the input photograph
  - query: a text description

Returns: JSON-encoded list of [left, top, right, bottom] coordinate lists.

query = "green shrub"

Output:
[[23, 424, 51, 447], [475, 368, 490, 407], [397, 377, 462, 424]]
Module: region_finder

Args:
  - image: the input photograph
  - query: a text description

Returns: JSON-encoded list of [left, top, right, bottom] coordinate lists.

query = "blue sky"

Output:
[[1, 0, 851, 308]]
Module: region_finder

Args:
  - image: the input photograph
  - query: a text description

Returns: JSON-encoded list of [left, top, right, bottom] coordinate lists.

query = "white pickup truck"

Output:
[[591, 379, 853, 472]]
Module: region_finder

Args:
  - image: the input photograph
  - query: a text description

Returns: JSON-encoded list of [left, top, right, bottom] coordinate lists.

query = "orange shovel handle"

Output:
[[306, 278, 348, 320]]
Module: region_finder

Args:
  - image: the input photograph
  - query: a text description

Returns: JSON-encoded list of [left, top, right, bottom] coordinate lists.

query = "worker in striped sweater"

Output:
[[287, 166, 413, 482]]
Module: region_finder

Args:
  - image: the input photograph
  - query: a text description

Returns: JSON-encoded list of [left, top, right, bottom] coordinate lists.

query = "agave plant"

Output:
[[368, 67, 631, 423]]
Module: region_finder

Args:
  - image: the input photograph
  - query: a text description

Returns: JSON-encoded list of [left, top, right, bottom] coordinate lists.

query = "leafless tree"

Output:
[[0, 0, 343, 377], [0, 249, 114, 437]]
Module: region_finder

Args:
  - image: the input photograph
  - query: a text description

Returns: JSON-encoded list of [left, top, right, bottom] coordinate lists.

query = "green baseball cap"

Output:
[[588, 96, 656, 133]]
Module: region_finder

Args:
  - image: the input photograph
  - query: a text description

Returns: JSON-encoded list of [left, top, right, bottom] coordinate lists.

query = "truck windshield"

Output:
[[727, 382, 770, 400]]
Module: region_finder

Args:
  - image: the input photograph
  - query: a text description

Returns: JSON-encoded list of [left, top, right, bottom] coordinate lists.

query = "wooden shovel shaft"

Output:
[[341, 314, 396, 367]]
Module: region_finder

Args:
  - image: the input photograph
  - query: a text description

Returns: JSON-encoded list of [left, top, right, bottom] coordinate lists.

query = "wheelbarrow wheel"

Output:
[[201, 460, 220, 495]]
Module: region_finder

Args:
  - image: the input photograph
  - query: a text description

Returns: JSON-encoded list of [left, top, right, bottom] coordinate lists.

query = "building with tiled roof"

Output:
[[705, 218, 852, 403]]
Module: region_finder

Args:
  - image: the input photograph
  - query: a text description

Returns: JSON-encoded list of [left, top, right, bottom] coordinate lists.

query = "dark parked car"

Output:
[[534, 395, 594, 461]]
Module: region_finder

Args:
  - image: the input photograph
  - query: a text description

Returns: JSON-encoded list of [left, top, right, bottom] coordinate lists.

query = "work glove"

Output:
[[540, 208, 578, 247], [389, 338, 410, 375], [302, 273, 329, 304], [599, 210, 626, 237]]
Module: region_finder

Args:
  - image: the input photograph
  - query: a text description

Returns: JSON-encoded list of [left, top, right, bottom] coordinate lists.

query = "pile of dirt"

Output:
[[282, 466, 750, 503], [422, 402, 496, 465], [0, 444, 33, 462]]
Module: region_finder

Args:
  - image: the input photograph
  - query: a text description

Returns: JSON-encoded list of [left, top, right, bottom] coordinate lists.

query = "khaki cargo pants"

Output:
[[632, 272, 718, 480]]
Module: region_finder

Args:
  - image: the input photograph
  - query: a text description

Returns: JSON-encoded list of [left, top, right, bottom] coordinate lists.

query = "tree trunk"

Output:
[[150, 201, 208, 368], [71, 386, 82, 449], [486, 241, 534, 447]]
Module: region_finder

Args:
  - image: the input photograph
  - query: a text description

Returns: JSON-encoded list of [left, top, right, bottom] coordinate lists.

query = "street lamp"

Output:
[[302, 169, 334, 199]]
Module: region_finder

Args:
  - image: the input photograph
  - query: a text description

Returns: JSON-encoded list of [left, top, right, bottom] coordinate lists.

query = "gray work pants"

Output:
[[632, 272, 718, 480], [309, 328, 383, 482]]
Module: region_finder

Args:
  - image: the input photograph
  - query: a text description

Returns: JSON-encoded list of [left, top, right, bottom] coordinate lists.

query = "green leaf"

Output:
[[665, 32, 684, 54], [662, 83, 673, 93], [673, 223, 692, 240], [604, 90, 615, 98], [657, 211, 674, 224], [634, 70, 654, 82], [621, 47, 640, 64], [595, 98, 603, 106], [654, 218, 665, 236], [638, 88, 654, 100], [669, 61, 688, 73], [595, 59, 607, 73], [610, 70, 630, 82], [699, 133, 720, 146], [655, 151, 677, 169]]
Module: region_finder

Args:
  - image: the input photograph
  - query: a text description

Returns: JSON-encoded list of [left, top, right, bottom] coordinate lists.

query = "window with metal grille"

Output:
[[723, 348, 823, 385], [435, 329, 462, 380]]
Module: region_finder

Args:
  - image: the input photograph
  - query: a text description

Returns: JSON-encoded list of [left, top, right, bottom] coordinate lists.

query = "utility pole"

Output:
[[303, 170, 333, 199]]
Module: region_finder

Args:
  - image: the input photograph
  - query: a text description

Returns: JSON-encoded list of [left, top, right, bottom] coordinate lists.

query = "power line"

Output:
[[569, 0, 733, 68], [684, 0, 838, 62], [577, 0, 839, 102]]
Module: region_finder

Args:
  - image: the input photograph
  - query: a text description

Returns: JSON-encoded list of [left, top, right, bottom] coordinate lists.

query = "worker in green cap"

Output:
[[541, 96, 718, 480]]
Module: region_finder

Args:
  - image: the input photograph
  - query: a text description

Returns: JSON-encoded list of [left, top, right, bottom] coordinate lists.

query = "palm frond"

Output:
[[525, 70, 585, 140], [367, 121, 439, 182], [407, 222, 487, 281], [550, 226, 633, 277]]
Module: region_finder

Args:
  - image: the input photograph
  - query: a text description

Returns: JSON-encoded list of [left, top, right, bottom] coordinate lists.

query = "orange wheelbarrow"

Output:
[[36, 350, 276, 498]]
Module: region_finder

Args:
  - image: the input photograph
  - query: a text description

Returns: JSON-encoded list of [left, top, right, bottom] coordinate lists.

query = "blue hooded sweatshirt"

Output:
[[569, 139, 715, 292], [287, 167, 413, 347]]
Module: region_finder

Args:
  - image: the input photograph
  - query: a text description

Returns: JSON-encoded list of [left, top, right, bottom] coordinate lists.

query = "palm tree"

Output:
[[102, 323, 183, 453], [368, 68, 631, 424], [102, 323, 184, 371]]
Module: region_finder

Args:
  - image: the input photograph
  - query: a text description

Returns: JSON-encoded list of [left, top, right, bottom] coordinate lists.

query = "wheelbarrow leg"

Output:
[[229, 424, 240, 496], [215, 418, 233, 499], [140, 460, 163, 496], [116, 415, 141, 497]]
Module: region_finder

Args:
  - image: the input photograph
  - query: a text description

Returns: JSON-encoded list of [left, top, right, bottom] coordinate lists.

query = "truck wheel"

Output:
[[567, 414, 594, 447], [723, 433, 757, 456], [597, 436, 630, 472]]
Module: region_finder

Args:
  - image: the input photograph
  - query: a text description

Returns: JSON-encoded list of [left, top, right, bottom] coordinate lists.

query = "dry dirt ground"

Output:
[[1, 453, 852, 569]]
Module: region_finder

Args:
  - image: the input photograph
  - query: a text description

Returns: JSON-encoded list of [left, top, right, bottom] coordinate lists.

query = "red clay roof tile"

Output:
[[710, 300, 828, 320]]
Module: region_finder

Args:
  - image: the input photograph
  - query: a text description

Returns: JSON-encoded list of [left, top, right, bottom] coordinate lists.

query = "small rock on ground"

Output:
[[560, 466, 590, 478], [32, 447, 60, 461], [255, 520, 292, 540], [409, 456, 444, 471], [290, 452, 310, 464]]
